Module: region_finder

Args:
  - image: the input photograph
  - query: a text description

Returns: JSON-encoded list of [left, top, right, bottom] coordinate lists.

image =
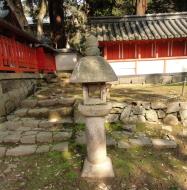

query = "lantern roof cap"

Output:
[[70, 34, 117, 83], [70, 56, 117, 83]]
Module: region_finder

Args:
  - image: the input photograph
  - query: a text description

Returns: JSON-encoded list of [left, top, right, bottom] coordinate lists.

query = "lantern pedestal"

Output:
[[81, 157, 114, 178], [79, 103, 114, 178]]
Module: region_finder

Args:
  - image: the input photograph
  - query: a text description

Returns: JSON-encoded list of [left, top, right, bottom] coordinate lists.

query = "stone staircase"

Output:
[[0, 73, 81, 157], [0, 73, 186, 157]]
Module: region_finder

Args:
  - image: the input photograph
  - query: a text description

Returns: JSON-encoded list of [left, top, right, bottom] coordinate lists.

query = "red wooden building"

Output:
[[0, 1, 56, 74], [89, 12, 187, 80]]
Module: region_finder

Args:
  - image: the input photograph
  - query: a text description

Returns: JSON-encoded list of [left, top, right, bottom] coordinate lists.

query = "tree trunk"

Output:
[[6, 0, 28, 30], [37, 0, 47, 40], [48, 0, 66, 48], [136, 0, 147, 16]]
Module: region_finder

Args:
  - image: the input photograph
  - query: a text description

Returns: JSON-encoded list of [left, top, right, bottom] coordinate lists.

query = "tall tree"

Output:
[[48, 0, 66, 48], [136, 0, 147, 16], [37, 0, 47, 40]]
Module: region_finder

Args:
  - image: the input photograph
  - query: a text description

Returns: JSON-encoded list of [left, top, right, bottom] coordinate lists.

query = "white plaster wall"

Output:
[[109, 61, 135, 76], [55, 53, 77, 71], [137, 60, 164, 75], [166, 59, 187, 73]]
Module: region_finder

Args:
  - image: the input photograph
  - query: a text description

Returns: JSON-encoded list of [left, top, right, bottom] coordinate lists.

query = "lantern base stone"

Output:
[[81, 157, 114, 178]]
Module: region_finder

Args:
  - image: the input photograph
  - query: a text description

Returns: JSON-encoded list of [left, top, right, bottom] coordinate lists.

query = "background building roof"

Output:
[[89, 12, 187, 41]]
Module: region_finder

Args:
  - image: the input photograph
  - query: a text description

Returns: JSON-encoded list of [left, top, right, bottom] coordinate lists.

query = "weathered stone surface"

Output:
[[138, 115, 146, 123], [179, 110, 187, 121], [0, 123, 7, 131], [22, 119, 39, 128], [0, 131, 9, 143], [20, 135, 36, 144], [3, 133, 21, 143], [112, 131, 132, 139], [28, 108, 49, 118], [111, 102, 127, 109], [14, 109, 28, 117], [128, 115, 138, 123], [74, 108, 85, 124], [157, 110, 166, 119], [21, 99, 38, 108], [39, 120, 57, 129], [110, 108, 123, 114], [5, 121, 22, 130], [38, 99, 58, 107], [106, 136, 116, 146], [145, 110, 158, 122], [37, 132, 53, 143], [49, 107, 73, 117], [16, 127, 31, 131], [78, 103, 112, 117], [151, 139, 177, 149], [132, 106, 145, 115], [179, 129, 187, 137], [120, 105, 132, 123], [52, 142, 68, 152], [22, 131, 38, 136], [36, 145, 50, 153], [118, 140, 131, 149], [166, 102, 180, 113], [75, 131, 86, 145], [182, 120, 187, 126], [58, 97, 75, 106], [0, 117, 6, 123], [105, 114, 119, 123], [179, 102, 187, 110], [163, 114, 179, 126], [0, 147, 6, 157], [162, 125, 173, 132], [122, 124, 136, 132], [6, 145, 37, 156], [53, 132, 72, 142], [129, 137, 152, 147], [151, 102, 167, 109], [140, 101, 150, 110]]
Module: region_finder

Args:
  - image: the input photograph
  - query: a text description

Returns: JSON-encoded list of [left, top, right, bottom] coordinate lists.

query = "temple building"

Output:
[[89, 12, 187, 83]]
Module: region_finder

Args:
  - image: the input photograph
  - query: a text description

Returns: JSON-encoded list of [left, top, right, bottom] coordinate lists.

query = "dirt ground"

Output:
[[0, 145, 187, 190], [110, 84, 187, 103]]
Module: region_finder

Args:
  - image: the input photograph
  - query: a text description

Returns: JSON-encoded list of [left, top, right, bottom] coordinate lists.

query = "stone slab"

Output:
[[53, 132, 72, 142], [6, 145, 37, 156], [3, 134, 21, 143], [166, 102, 180, 113], [37, 132, 53, 143], [14, 109, 28, 117], [0, 147, 6, 157], [151, 139, 177, 149], [20, 135, 36, 144], [118, 140, 131, 149], [129, 137, 152, 147], [51, 142, 68, 152], [36, 145, 50, 153]]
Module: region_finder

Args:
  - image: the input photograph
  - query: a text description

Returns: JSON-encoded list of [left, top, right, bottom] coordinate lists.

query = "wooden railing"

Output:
[[0, 35, 56, 73]]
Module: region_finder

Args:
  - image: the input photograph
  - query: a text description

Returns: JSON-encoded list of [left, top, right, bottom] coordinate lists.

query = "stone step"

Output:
[[0, 130, 72, 145], [14, 106, 73, 119], [0, 142, 69, 157], [2, 118, 73, 131], [21, 97, 75, 108]]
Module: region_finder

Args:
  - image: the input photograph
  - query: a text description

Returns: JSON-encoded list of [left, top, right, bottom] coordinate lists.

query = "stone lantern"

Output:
[[70, 34, 117, 178]]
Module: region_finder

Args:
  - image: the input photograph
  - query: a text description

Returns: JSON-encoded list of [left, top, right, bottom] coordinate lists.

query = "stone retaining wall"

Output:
[[74, 101, 187, 127], [0, 79, 37, 120]]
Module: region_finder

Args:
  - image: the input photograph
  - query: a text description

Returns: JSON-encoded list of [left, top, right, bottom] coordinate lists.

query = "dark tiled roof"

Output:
[[89, 12, 187, 41]]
